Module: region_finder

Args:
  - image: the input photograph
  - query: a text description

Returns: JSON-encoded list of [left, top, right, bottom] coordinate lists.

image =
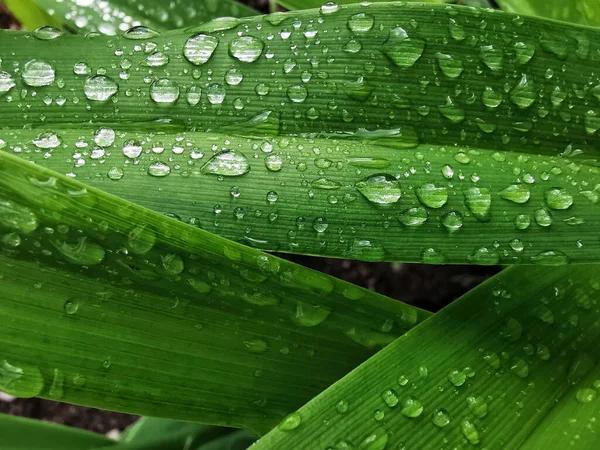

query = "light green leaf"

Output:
[[26, 0, 256, 34], [3, 0, 63, 31], [2, 3, 600, 263], [497, 0, 600, 27], [252, 264, 600, 449], [0, 151, 427, 434], [0, 414, 115, 449], [276, 0, 451, 12]]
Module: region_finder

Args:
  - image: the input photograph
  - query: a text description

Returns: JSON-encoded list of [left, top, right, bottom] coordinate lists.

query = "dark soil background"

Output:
[[0, 0, 499, 437]]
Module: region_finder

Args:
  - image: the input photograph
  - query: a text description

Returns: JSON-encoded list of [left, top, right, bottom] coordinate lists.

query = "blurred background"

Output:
[[0, 0, 498, 437]]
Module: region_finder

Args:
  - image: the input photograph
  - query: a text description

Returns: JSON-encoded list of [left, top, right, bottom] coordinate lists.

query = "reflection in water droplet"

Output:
[[229, 36, 264, 63], [150, 79, 180, 104], [383, 27, 425, 68], [416, 184, 448, 209], [356, 174, 402, 205], [202, 150, 250, 176], [184, 34, 219, 65], [22, 60, 55, 87], [84, 75, 118, 101]]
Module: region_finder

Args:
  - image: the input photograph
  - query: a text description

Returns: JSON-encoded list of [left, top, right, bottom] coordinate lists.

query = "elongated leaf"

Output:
[[0, 151, 427, 434], [253, 264, 600, 449], [497, 0, 600, 27], [2, 3, 600, 263], [0, 414, 115, 449], [3, 0, 62, 31], [276, 0, 450, 11], [22, 0, 256, 34]]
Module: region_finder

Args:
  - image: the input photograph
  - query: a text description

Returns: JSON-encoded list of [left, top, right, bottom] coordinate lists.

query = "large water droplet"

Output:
[[432, 409, 451, 427], [84, 75, 118, 101], [202, 150, 250, 176], [380, 388, 399, 407], [400, 397, 423, 418], [464, 187, 491, 222], [510, 74, 536, 109], [436, 52, 463, 79], [22, 60, 55, 87], [460, 419, 480, 445], [148, 162, 171, 177], [438, 96, 465, 123], [383, 27, 425, 68], [480, 44, 504, 72], [123, 140, 143, 158], [287, 84, 308, 103], [347, 13, 375, 32], [184, 34, 219, 65], [150, 79, 180, 104], [33, 132, 61, 149], [229, 36, 264, 63], [399, 207, 428, 227], [500, 185, 530, 204], [356, 174, 402, 205], [278, 412, 301, 431], [123, 26, 159, 40], [544, 188, 573, 210], [32, 26, 64, 40], [51, 237, 105, 266], [416, 184, 448, 209], [0, 71, 16, 95], [358, 428, 388, 450], [466, 396, 488, 418], [0, 360, 44, 398], [292, 302, 331, 327]]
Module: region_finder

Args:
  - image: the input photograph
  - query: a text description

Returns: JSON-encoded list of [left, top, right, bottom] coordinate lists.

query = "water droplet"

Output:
[[107, 167, 124, 180], [287, 84, 308, 103], [469, 247, 499, 265], [399, 207, 428, 227], [33, 132, 61, 149], [59, 295, 79, 314], [545, 188, 573, 210], [448, 369, 466, 387], [184, 34, 219, 65], [0, 200, 39, 234], [84, 75, 118, 101], [480, 44, 504, 72], [531, 250, 569, 266], [438, 96, 465, 123], [94, 128, 115, 147], [400, 396, 423, 418], [128, 225, 156, 255], [464, 187, 491, 222], [358, 428, 388, 450], [448, 19, 465, 41], [343, 76, 373, 102], [513, 41, 536, 65], [467, 396, 488, 418], [229, 36, 264, 63], [348, 158, 390, 169], [244, 338, 268, 353], [421, 248, 445, 264], [441, 211, 464, 232], [336, 399, 349, 414], [147, 162, 171, 177], [436, 52, 463, 79], [356, 174, 402, 205], [22, 60, 55, 87], [347, 13, 375, 32], [292, 302, 330, 327], [0, 71, 16, 94], [321, 2, 339, 15], [381, 388, 399, 407], [460, 419, 480, 445], [51, 237, 105, 266], [500, 185, 530, 204], [416, 184, 448, 209], [510, 74, 536, 109], [510, 358, 529, 378], [265, 154, 283, 172], [48, 368, 64, 399], [383, 27, 425, 68], [123, 140, 143, 158], [278, 412, 301, 431], [202, 150, 250, 176], [576, 388, 597, 404], [534, 208, 553, 227], [144, 52, 169, 67], [482, 86, 503, 108], [432, 409, 451, 427], [312, 217, 328, 233], [123, 26, 159, 40], [150, 79, 180, 104], [32, 26, 64, 40], [0, 360, 44, 398]]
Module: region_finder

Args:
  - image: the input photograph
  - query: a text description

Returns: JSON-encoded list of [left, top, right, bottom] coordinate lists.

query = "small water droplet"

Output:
[[400, 396, 423, 418], [147, 162, 171, 177], [347, 13, 375, 32], [381, 388, 399, 407], [460, 419, 480, 445], [150, 79, 180, 104], [500, 185, 530, 204], [123, 26, 159, 40], [383, 27, 425, 68], [544, 188, 573, 210], [202, 150, 250, 176], [356, 174, 402, 205], [229, 36, 264, 63], [416, 184, 448, 209], [84, 75, 118, 101], [278, 412, 301, 431], [432, 409, 451, 427], [63, 299, 79, 315]]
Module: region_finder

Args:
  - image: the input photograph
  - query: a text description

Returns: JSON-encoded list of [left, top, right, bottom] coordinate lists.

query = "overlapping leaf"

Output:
[[253, 264, 600, 449], [0, 152, 427, 433], [1, 3, 600, 263], [497, 0, 600, 27]]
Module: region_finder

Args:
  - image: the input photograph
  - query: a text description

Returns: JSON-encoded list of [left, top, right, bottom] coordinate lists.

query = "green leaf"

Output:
[[3, 0, 63, 31], [275, 0, 451, 12], [252, 264, 600, 449], [27, 0, 256, 34], [0, 414, 115, 449], [497, 0, 600, 27], [2, 3, 600, 263], [0, 151, 427, 434]]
